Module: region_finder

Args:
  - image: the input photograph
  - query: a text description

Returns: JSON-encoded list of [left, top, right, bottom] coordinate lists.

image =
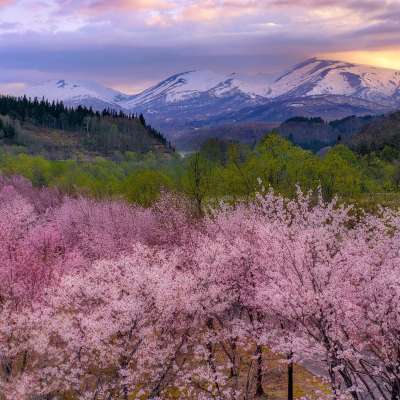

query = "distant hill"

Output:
[[0, 96, 173, 160], [277, 117, 336, 152], [174, 122, 278, 151], [277, 115, 377, 152], [174, 115, 378, 153], [347, 111, 400, 154]]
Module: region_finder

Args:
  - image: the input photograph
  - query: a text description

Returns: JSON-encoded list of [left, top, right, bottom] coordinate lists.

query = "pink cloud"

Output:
[[46, 0, 398, 28], [140, 0, 393, 24], [0, 0, 15, 5], [81, 0, 173, 14], [180, 1, 256, 22]]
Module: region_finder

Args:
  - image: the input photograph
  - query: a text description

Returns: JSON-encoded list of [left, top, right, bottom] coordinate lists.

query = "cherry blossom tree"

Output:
[[340, 208, 400, 400], [251, 189, 363, 399], [1, 176, 400, 400]]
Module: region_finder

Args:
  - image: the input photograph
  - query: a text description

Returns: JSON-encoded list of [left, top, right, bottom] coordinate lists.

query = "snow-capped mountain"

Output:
[[121, 58, 400, 113], [268, 58, 400, 105], [120, 70, 271, 110], [118, 59, 400, 135], [12, 79, 128, 110], [4, 58, 400, 139], [117, 70, 273, 135]]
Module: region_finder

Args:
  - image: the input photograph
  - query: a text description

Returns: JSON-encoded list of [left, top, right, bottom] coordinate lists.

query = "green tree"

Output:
[[122, 170, 173, 207]]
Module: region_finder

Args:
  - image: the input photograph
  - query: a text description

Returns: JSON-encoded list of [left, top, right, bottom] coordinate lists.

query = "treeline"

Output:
[[0, 95, 173, 154], [1, 134, 399, 208], [0, 94, 100, 130]]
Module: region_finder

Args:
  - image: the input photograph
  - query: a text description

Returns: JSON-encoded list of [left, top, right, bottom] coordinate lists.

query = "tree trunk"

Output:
[[123, 385, 129, 400], [288, 353, 294, 400], [339, 367, 359, 400], [206, 318, 222, 398], [255, 345, 267, 399], [392, 379, 400, 400]]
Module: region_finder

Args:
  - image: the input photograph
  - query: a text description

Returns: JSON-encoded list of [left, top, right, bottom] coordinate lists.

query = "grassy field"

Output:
[[262, 350, 329, 400]]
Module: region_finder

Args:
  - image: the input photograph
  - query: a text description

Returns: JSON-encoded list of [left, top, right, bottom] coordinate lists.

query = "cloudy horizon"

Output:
[[1, 0, 400, 94]]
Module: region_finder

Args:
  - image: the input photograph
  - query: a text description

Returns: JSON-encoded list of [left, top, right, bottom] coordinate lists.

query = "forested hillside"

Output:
[[174, 122, 278, 151], [0, 95, 174, 159], [277, 115, 378, 152], [176, 115, 378, 153], [348, 111, 400, 157]]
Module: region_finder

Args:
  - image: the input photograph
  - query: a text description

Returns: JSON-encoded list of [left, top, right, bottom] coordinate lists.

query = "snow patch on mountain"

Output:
[[12, 79, 128, 105], [120, 70, 271, 109], [268, 58, 400, 104], [120, 59, 400, 115]]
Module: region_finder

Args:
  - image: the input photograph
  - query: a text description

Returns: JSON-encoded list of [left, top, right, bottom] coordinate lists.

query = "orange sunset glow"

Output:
[[322, 50, 400, 71]]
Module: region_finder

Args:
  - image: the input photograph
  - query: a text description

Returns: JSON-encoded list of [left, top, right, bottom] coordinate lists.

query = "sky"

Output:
[[0, 0, 400, 94]]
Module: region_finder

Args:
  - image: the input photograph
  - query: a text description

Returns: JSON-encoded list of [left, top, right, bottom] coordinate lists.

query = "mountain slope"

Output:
[[269, 58, 400, 105], [118, 70, 272, 135], [120, 70, 270, 109]]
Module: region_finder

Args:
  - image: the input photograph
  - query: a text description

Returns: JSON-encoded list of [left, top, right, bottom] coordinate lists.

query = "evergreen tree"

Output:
[[139, 113, 146, 127]]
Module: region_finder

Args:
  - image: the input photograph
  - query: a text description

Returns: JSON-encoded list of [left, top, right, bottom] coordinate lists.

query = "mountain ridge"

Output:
[[4, 58, 400, 140], [268, 57, 400, 105], [12, 79, 128, 111], [121, 58, 400, 136]]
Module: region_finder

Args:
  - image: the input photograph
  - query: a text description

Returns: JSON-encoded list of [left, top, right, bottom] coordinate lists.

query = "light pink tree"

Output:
[[248, 189, 363, 399], [1, 176, 400, 400], [21, 246, 201, 400], [339, 208, 400, 400]]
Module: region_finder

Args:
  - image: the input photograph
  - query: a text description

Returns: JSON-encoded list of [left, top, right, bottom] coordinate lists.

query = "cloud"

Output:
[[80, 0, 173, 13], [1, 0, 400, 91], [270, 0, 389, 12], [164, 0, 398, 23], [177, 1, 259, 22], [0, 21, 19, 30]]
